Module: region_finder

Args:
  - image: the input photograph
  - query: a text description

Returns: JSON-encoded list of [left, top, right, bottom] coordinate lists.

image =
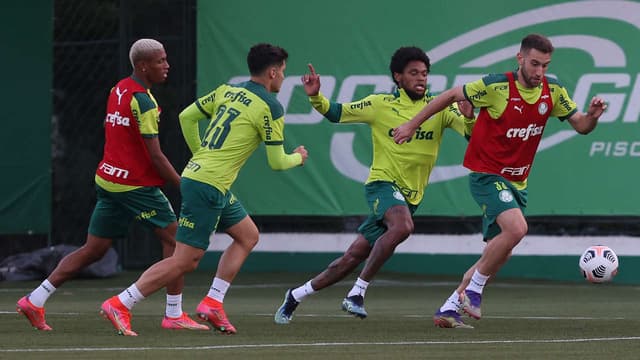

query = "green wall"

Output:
[[0, 2, 52, 234]]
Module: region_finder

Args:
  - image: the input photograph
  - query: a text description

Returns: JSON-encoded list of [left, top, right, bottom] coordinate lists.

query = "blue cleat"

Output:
[[460, 290, 482, 319], [341, 295, 367, 319], [433, 309, 474, 329], [274, 289, 299, 324]]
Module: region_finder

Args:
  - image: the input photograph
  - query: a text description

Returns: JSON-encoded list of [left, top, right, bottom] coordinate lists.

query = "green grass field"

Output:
[[2, 271, 639, 359]]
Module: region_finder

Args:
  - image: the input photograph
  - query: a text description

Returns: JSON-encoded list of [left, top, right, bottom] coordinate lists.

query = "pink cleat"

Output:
[[17, 296, 52, 331], [100, 296, 138, 336], [161, 312, 210, 330], [196, 297, 237, 334]]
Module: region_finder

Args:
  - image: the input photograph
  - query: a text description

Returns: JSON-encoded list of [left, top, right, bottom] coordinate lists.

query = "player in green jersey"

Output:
[[393, 34, 607, 328], [274, 46, 475, 325], [18, 38, 207, 333], [101, 43, 307, 335]]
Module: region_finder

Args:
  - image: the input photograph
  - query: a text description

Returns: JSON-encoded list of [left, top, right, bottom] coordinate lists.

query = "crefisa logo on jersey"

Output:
[[105, 111, 130, 127]]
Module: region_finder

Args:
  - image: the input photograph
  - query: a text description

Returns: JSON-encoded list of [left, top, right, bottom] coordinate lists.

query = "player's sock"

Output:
[[347, 277, 369, 298], [291, 280, 315, 302], [118, 284, 145, 309], [207, 277, 230, 303], [466, 270, 489, 294], [29, 279, 57, 307], [165, 294, 183, 318], [439, 290, 462, 312]]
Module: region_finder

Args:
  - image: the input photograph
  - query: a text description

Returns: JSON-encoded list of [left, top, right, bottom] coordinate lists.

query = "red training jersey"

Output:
[[96, 77, 165, 186], [463, 72, 552, 182]]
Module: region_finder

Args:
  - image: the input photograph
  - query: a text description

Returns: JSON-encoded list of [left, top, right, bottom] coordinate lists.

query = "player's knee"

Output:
[[238, 231, 259, 251], [344, 250, 367, 265], [388, 219, 414, 241]]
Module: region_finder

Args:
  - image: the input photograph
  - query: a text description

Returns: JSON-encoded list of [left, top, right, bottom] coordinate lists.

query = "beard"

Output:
[[404, 88, 425, 100], [519, 67, 541, 88]]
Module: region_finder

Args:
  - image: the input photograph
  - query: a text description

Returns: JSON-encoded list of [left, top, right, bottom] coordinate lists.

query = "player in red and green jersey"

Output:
[[101, 43, 307, 335], [274, 46, 475, 325], [18, 39, 207, 335], [393, 34, 607, 328]]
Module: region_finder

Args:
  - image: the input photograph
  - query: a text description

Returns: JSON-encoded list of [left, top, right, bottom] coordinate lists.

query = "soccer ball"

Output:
[[579, 245, 619, 283]]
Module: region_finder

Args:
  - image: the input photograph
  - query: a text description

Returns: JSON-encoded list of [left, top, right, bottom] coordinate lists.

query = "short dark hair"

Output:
[[389, 46, 430, 86], [520, 33, 554, 54], [247, 43, 289, 76]]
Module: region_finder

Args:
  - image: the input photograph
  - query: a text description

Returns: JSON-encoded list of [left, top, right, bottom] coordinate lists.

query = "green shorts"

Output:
[[176, 177, 248, 250], [469, 173, 528, 240], [88, 185, 177, 238], [357, 181, 418, 245]]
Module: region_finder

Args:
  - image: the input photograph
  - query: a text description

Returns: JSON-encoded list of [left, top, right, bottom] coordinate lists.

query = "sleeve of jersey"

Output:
[[262, 110, 302, 170], [308, 92, 374, 124], [462, 78, 489, 109], [132, 92, 159, 137], [443, 103, 474, 139], [179, 90, 216, 154], [550, 84, 578, 120], [265, 145, 302, 170]]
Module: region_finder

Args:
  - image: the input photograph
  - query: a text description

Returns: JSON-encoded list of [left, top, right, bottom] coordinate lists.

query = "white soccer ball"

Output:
[[579, 245, 619, 283]]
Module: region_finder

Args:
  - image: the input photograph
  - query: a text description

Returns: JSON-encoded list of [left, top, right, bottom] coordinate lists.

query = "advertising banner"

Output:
[[197, 0, 640, 216]]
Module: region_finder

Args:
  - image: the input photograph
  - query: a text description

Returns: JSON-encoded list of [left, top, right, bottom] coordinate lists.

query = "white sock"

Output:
[[165, 294, 183, 318], [347, 277, 369, 298], [291, 280, 315, 302], [466, 270, 490, 294], [29, 280, 57, 307], [439, 291, 462, 313], [118, 284, 145, 310], [207, 277, 230, 303]]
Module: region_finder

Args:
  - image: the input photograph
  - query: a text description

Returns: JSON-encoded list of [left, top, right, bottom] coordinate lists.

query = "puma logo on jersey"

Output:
[[514, 105, 523, 114], [115, 87, 128, 105]]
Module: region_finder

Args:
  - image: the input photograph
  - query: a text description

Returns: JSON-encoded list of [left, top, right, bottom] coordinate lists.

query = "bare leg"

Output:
[[134, 242, 204, 297], [310, 234, 371, 290], [153, 222, 184, 295], [47, 234, 113, 287], [358, 205, 413, 281], [474, 208, 526, 277], [216, 216, 259, 282]]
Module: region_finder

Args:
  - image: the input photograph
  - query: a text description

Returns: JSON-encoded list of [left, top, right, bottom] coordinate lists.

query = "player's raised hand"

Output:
[[587, 96, 607, 120], [301, 63, 321, 96], [294, 145, 308, 165]]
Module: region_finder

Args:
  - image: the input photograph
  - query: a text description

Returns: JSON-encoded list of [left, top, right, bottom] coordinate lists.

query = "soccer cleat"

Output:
[[433, 310, 474, 329], [196, 297, 237, 334], [161, 313, 210, 330], [274, 288, 300, 324], [460, 290, 482, 319], [16, 296, 52, 331], [100, 296, 138, 336], [341, 295, 368, 319]]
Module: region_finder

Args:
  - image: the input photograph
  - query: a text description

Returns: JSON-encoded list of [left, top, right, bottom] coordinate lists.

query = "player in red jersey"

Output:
[[393, 34, 607, 328], [17, 39, 207, 334]]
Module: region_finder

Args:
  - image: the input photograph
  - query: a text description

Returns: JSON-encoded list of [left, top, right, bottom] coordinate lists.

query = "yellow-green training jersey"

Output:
[[182, 81, 287, 193], [310, 88, 474, 205]]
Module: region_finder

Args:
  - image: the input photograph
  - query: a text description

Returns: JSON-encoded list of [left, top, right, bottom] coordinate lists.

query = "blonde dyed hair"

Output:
[[129, 38, 164, 68]]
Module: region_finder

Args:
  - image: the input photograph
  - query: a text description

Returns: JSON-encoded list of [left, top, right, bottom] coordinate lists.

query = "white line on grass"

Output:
[[3, 337, 640, 353], [0, 311, 628, 321]]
